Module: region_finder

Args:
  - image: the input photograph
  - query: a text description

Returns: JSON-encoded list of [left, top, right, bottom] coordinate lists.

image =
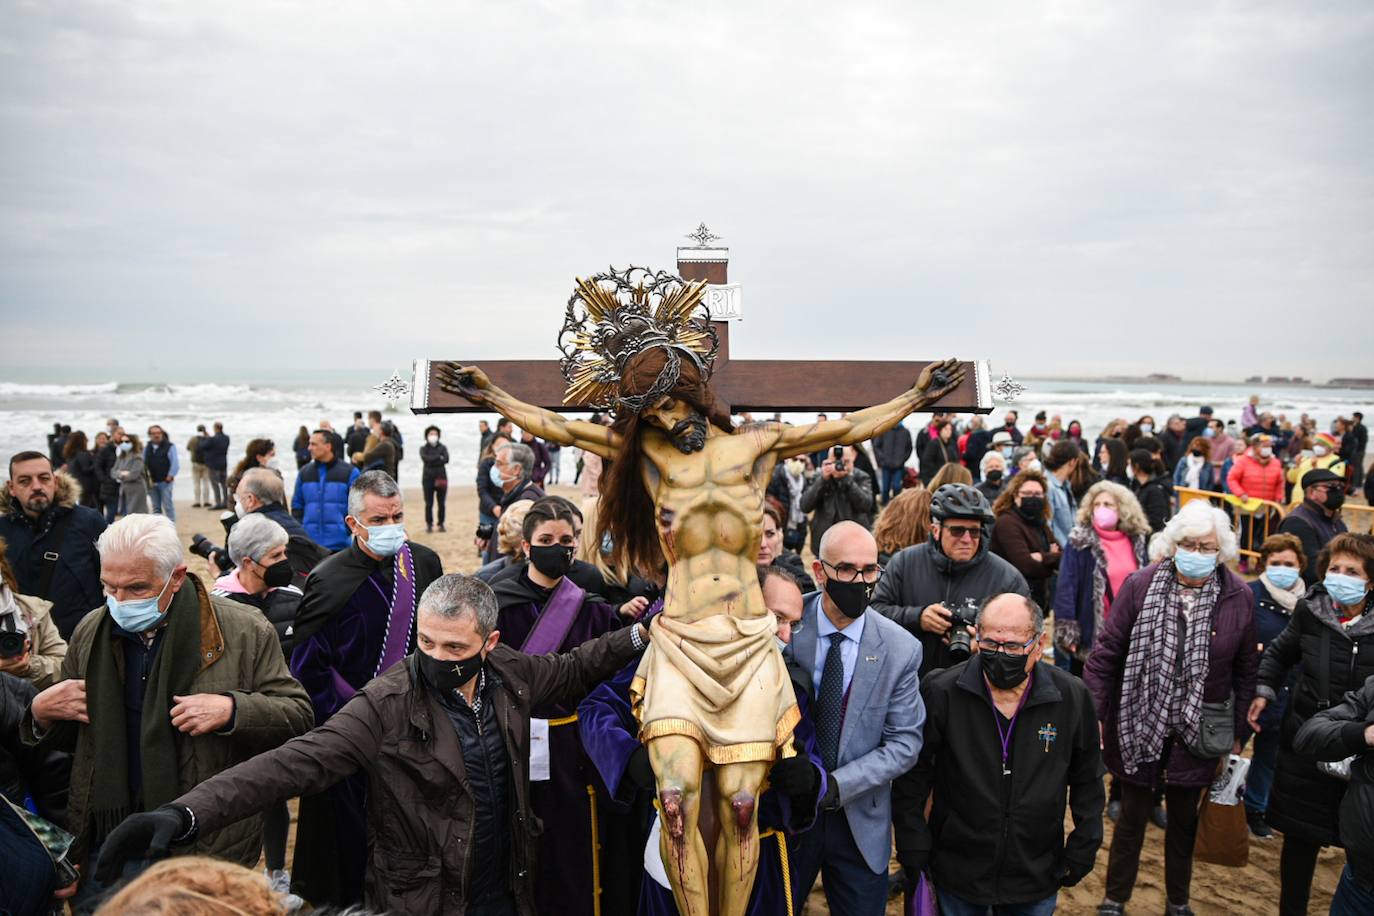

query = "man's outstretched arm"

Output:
[[437, 363, 621, 459], [772, 358, 965, 458]]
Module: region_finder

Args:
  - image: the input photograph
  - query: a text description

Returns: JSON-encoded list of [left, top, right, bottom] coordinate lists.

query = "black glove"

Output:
[[1056, 863, 1089, 888], [94, 804, 193, 884], [819, 773, 841, 811], [767, 755, 820, 798], [897, 851, 930, 880], [625, 745, 656, 792]]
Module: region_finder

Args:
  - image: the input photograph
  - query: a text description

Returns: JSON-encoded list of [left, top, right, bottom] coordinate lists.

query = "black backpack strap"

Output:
[[1316, 625, 1333, 711], [35, 510, 75, 600]]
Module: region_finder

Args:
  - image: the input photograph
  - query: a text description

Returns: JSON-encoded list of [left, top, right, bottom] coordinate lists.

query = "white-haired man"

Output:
[[96, 573, 651, 916], [284, 469, 444, 906], [19, 514, 312, 906]]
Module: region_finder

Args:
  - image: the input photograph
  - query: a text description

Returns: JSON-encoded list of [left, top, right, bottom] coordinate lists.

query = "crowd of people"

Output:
[[1, 395, 1372, 916]]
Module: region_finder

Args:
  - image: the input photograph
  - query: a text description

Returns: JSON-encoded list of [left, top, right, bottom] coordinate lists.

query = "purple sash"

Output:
[[520, 576, 586, 655], [374, 543, 418, 677]]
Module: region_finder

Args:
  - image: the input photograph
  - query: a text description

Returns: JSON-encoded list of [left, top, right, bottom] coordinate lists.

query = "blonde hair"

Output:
[[578, 497, 630, 588], [94, 856, 285, 915], [1074, 481, 1151, 537], [874, 487, 931, 557], [927, 463, 972, 492], [497, 499, 534, 558]]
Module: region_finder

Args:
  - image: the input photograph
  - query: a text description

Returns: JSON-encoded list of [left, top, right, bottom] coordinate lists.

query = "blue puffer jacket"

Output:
[[291, 459, 359, 551]]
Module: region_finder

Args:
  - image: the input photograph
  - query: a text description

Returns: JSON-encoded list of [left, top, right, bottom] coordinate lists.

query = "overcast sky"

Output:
[[2, 1, 1371, 381]]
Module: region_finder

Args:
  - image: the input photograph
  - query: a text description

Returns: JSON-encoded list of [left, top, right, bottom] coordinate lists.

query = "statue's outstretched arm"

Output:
[[436, 362, 621, 459], [772, 358, 965, 458]]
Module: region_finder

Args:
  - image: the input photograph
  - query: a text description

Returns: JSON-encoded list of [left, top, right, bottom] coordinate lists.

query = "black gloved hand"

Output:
[[768, 755, 820, 798], [819, 773, 841, 811], [897, 851, 930, 880], [1056, 863, 1089, 888], [94, 804, 192, 885], [625, 745, 656, 792]]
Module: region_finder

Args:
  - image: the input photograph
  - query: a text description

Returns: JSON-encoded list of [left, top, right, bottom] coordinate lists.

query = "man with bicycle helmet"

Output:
[[872, 484, 1029, 675]]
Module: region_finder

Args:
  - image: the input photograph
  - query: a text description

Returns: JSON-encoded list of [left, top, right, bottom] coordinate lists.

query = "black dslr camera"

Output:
[[946, 597, 981, 662], [190, 534, 234, 576], [476, 522, 495, 542], [0, 602, 29, 659], [831, 445, 845, 472]]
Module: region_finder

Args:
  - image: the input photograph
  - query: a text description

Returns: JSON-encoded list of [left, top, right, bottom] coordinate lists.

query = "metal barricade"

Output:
[[1172, 486, 1289, 562]]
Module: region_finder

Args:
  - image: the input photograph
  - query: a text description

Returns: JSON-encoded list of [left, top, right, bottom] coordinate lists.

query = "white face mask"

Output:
[[427, 435, 439, 445], [265, 455, 281, 471], [1313, 444, 1329, 457]]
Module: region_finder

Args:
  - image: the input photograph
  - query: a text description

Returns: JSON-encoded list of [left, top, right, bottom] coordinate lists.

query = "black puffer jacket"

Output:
[[215, 584, 304, 659], [1257, 589, 1374, 846], [1294, 674, 1374, 885], [1134, 473, 1173, 533], [870, 535, 1030, 676], [0, 473, 107, 639], [0, 673, 70, 825]]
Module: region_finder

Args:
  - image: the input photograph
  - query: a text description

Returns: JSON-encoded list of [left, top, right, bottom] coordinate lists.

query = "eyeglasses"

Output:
[[942, 525, 983, 541], [1178, 539, 1219, 555], [820, 560, 883, 583], [976, 634, 1038, 655]]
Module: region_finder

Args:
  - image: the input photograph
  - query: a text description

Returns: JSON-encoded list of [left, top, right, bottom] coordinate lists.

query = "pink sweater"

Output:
[[1096, 524, 1139, 616]]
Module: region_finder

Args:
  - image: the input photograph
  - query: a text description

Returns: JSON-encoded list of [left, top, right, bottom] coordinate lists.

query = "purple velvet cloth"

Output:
[[498, 593, 621, 916], [291, 569, 398, 723]]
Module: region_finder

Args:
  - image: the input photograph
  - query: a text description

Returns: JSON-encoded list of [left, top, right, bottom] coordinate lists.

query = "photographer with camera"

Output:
[[0, 541, 68, 689], [800, 444, 876, 556], [872, 484, 1029, 677]]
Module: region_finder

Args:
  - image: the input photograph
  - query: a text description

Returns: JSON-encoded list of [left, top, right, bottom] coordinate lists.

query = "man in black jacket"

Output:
[[202, 422, 231, 510], [1347, 411, 1368, 491], [893, 594, 1104, 914], [800, 445, 875, 555], [872, 423, 914, 506], [1, 452, 107, 639], [1278, 468, 1348, 585], [1295, 673, 1374, 915], [871, 484, 1029, 676]]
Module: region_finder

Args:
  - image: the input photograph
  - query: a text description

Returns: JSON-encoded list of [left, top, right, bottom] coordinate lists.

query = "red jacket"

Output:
[[1227, 453, 1285, 503]]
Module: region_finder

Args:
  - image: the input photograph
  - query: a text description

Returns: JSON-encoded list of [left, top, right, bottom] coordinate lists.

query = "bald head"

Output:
[[976, 593, 1043, 641], [817, 521, 877, 565]]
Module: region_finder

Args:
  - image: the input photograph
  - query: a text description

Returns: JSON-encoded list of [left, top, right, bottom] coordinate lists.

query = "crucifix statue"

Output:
[[413, 264, 987, 915]]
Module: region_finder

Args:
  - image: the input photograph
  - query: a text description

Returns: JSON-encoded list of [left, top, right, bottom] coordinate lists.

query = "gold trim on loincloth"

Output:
[[633, 692, 801, 764]]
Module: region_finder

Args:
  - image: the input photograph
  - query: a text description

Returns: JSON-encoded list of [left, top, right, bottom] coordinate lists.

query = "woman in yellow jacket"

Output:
[[1288, 432, 1346, 506]]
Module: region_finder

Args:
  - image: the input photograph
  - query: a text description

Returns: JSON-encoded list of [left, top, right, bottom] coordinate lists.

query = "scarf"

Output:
[[1116, 559, 1220, 776], [785, 469, 806, 529], [86, 574, 205, 846], [1183, 454, 1204, 489], [1258, 569, 1304, 613]]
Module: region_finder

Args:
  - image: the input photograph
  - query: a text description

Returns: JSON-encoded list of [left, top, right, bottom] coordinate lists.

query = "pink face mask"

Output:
[[1093, 506, 1119, 529]]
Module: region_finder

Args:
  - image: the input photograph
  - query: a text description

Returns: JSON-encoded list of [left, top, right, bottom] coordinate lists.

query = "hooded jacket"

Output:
[[870, 534, 1030, 676], [0, 472, 107, 640], [1256, 589, 1374, 846]]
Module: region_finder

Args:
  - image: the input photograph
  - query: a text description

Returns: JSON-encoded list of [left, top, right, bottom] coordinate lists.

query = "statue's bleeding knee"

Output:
[[730, 793, 756, 831], [660, 788, 685, 839]]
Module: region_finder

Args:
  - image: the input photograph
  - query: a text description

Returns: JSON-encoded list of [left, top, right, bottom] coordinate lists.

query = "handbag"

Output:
[[1193, 794, 1249, 868], [1174, 614, 1234, 758]]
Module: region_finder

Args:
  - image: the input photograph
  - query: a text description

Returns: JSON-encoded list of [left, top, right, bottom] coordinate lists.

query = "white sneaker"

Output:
[[266, 869, 304, 911]]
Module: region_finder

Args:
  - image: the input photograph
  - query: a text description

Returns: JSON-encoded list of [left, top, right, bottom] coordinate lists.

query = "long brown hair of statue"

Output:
[[596, 347, 732, 577]]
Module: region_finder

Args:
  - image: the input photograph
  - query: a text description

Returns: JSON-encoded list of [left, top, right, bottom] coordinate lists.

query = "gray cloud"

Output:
[[2, 0, 1371, 379]]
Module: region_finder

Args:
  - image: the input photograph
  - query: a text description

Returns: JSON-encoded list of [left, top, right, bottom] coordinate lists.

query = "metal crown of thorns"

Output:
[[557, 266, 719, 416]]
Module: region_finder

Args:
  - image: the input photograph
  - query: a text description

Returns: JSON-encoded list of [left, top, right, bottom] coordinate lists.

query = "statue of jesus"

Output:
[[438, 267, 962, 916]]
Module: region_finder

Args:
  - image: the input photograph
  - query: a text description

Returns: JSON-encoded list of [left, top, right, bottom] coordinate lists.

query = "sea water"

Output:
[[1, 371, 1369, 493]]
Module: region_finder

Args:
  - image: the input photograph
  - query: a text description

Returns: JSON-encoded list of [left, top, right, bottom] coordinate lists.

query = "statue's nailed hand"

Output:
[[437, 363, 491, 403], [913, 358, 965, 405]]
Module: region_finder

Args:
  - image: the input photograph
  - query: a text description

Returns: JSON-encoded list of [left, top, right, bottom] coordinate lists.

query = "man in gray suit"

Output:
[[785, 521, 926, 915]]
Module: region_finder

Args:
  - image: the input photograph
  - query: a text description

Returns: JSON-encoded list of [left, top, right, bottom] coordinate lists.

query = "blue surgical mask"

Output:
[[362, 523, 407, 557], [489, 464, 504, 487], [1265, 566, 1301, 589], [1140, 424, 1154, 435], [1203, 428, 1215, 439], [106, 576, 174, 632], [1174, 548, 1218, 579], [1324, 572, 1370, 608]]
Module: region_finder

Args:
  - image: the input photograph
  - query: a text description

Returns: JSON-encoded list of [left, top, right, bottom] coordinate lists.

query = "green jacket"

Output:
[[21, 574, 313, 865]]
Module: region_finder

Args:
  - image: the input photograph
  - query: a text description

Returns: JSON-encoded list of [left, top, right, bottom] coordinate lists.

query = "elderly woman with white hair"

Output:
[[20, 513, 312, 904], [975, 449, 1007, 503], [1085, 500, 1259, 916]]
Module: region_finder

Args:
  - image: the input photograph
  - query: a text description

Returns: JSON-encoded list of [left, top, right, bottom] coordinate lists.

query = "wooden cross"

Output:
[[409, 311, 993, 416]]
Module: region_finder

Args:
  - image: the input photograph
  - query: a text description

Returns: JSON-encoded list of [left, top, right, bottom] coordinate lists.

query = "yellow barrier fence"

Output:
[[1343, 503, 1374, 536]]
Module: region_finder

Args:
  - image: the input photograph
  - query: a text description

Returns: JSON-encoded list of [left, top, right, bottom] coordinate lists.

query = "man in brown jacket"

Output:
[[97, 573, 650, 916], [21, 513, 312, 909]]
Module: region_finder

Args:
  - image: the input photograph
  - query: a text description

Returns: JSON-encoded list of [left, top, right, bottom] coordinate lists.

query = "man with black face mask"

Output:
[[784, 521, 925, 916], [872, 484, 1030, 677], [1277, 468, 1349, 586], [893, 593, 1104, 914], [489, 496, 647, 916], [96, 573, 650, 916]]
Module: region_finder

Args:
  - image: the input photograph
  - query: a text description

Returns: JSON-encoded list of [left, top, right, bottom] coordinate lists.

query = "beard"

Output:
[[23, 493, 51, 514], [668, 412, 708, 453]]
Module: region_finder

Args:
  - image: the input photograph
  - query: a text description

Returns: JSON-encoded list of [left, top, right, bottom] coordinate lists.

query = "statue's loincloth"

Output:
[[631, 612, 799, 764]]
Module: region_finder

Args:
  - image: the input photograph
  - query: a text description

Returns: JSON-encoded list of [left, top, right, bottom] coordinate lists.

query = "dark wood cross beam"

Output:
[[410, 319, 992, 415]]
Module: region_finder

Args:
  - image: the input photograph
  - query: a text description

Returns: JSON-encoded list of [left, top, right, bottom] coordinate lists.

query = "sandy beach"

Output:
[[168, 486, 1346, 915]]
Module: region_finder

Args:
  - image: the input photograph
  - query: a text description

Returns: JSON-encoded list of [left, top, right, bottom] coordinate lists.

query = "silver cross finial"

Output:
[[685, 222, 721, 247], [373, 372, 411, 408], [993, 374, 1024, 401]]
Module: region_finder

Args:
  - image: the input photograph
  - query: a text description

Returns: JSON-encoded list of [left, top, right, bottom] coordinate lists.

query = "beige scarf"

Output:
[[1259, 570, 1304, 613]]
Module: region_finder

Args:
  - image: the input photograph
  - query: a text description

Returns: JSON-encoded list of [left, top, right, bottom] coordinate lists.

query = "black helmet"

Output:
[[930, 483, 994, 524]]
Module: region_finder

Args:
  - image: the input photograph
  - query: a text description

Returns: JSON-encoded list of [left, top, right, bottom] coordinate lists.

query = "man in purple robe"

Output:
[[286, 471, 443, 906], [492, 496, 646, 916], [578, 565, 826, 915]]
